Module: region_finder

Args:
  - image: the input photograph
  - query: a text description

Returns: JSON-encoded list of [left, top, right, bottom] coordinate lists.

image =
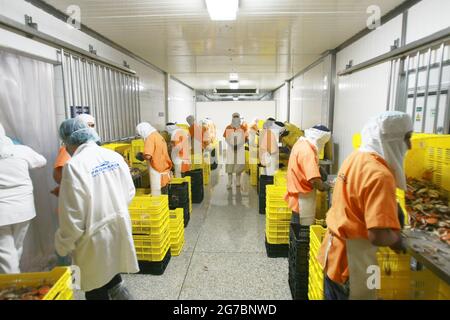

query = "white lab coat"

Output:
[[55, 141, 139, 292], [0, 145, 47, 226]]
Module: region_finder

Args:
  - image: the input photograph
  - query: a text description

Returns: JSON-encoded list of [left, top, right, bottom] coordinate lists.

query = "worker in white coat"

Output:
[[223, 112, 248, 189], [55, 118, 138, 300], [0, 123, 47, 274]]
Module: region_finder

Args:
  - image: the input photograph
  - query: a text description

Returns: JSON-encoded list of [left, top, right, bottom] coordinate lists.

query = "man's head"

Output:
[[232, 113, 241, 128], [77, 114, 96, 128], [360, 111, 413, 189], [136, 122, 156, 140], [304, 125, 331, 155], [59, 118, 100, 156], [186, 115, 195, 126]]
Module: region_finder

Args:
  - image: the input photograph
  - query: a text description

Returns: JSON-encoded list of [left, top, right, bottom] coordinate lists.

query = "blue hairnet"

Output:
[[312, 125, 330, 132], [59, 118, 100, 146]]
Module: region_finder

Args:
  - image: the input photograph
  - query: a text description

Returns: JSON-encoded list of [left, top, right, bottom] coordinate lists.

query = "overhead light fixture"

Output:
[[233, 97, 239, 101], [229, 73, 239, 81], [206, 0, 239, 21], [229, 80, 239, 90]]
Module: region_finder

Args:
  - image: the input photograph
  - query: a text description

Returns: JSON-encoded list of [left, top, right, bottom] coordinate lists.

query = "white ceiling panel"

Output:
[[44, 0, 404, 89]]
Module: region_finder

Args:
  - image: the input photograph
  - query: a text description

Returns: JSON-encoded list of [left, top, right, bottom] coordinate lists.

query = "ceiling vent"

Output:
[[214, 88, 258, 95]]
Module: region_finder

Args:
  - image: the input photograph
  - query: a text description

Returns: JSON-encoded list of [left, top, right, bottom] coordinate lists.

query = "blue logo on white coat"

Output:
[[91, 161, 120, 177]]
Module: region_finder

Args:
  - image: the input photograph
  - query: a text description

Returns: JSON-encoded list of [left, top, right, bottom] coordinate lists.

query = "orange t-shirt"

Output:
[[223, 125, 248, 141], [189, 123, 204, 151], [317, 151, 400, 284], [54, 147, 71, 169], [284, 139, 321, 213], [144, 132, 173, 187], [172, 130, 191, 173]]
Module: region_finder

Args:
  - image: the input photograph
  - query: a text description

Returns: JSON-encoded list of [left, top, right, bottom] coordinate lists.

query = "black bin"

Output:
[[288, 224, 310, 300]]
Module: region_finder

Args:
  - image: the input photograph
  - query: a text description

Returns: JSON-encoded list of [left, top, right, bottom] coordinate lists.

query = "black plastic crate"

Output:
[[288, 224, 311, 300], [183, 203, 190, 228], [138, 250, 171, 275], [183, 169, 204, 203], [265, 237, 289, 258], [258, 175, 274, 214]]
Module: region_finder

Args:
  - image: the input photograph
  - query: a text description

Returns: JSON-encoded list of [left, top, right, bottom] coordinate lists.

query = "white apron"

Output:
[[297, 190, 317, 226], [149, 166, 171, 196], [324, 234, 378, 300]]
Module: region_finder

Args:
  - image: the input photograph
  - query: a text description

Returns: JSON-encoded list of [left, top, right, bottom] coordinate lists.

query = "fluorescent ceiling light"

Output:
[[233, 97, 239, 101], [229, 80, 239, 90], [206, 0, 238, 21], [229, 73, 239, 81]]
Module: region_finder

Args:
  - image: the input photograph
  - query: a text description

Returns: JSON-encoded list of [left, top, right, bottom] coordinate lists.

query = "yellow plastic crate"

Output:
[[308, 225, 326, 300], [315, 191, 328, 220], [0, 267, 72, 300], [274, 170, 287, 186], [171, 239, 185, 256], [266, 208, 291, 220], [135, 188, 151, 196], [265, 218, 290, 244], [130, 139, 145, 164], [169, 208, 184, 229], [129, 195, 169, 235], [133, 234, 171, 262]]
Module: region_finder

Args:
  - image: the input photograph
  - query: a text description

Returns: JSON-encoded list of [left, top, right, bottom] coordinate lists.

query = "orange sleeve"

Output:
[[223, 126, 230, 138], [301, 149, 321, 182], [54, 147, 71, 169], [143, 135, 155, 160], [364, 173, 400, 230]]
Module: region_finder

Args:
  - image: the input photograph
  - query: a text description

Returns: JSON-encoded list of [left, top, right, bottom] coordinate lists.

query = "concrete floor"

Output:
[[75, 167, 291, 300]]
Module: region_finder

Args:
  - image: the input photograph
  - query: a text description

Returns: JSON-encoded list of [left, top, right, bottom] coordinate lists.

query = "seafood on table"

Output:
[[405, 172, 450, 246], [0, 284, 52, 300]]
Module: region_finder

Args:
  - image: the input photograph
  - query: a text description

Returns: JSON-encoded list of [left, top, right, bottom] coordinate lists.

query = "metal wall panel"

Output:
[[59, 50, 140, 142]]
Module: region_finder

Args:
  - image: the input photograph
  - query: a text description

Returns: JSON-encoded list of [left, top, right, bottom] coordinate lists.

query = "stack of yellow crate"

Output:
[[169, 208, 185, 256], [308, 225, 326, 300], [265, 185, 291, 245], [128, 195, 171, 262], [250, 164, 258, 186], [274, 169, 287, 186]]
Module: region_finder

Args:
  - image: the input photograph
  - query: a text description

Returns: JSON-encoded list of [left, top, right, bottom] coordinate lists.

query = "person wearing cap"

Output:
[[166, 122, 191, 178], [52, 114, 99, 197], [55, 118, 138, 299], [223, 112, 248, 189], [285, 125, 332, 226], [317, 111, 413, 300], [0, 123, 47, 274], [259, 121, 287, 176], [186, 115, 203, 156], [135, 122, 173, 196]]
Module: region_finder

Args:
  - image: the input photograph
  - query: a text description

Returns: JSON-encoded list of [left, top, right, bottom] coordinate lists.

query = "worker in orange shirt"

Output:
[[285, 125, 331, 226], [317, 111, 413, 300], [259, 121, 286, 176], [135, 122, 173, 196], [223, 112, 248, 189], [166, 122, 191, 178], [186, 115, 203, 160], [52, 114, 99, 197]]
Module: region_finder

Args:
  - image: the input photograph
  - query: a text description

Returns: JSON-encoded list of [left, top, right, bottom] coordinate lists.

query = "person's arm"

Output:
[[364, 172, 402, 250], [54, 165, 87, 257], [18, 145, 47, 169], [53, 166, 63, 185]]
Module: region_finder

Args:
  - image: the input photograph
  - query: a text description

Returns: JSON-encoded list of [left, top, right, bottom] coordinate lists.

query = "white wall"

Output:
[[168, 78, 195, 125], [274, 83, 289, 122], [289, 55, 333, 130], [0, 0, 166, 129], [406, 0, 450, 44], [196, 101, 276, 140]]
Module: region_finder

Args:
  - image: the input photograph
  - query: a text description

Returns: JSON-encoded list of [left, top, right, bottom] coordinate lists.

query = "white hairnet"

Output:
[[76, 113, 96, 126], [0, 123, 14, 159], [166, 123, 179, 136], [360, 111, 413, 190], [304, 127, 331, 155], [59, 118, 100, 146], [136, 122, 157, 140]]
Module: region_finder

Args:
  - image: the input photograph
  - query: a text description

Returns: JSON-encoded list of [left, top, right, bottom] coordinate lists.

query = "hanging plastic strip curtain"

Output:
[[59, 50, 140, 142]]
